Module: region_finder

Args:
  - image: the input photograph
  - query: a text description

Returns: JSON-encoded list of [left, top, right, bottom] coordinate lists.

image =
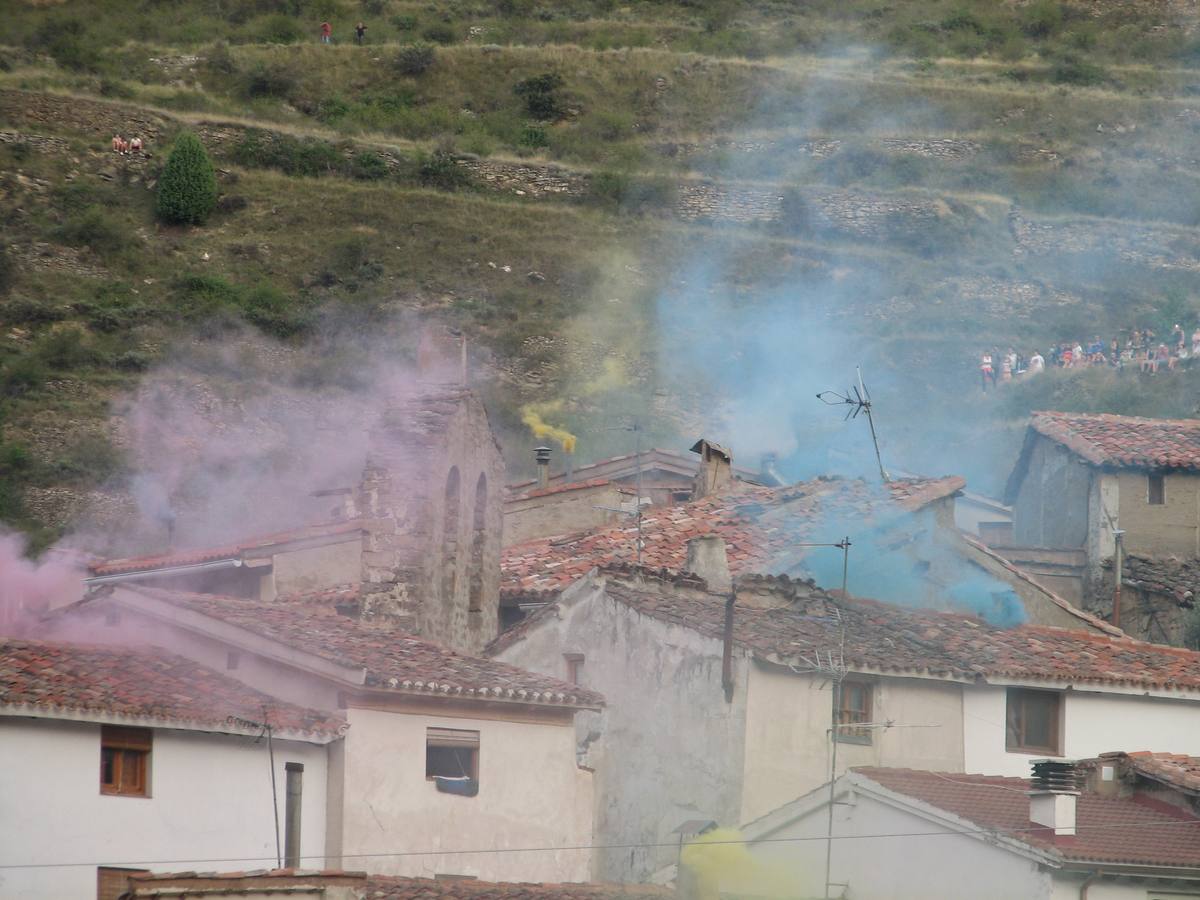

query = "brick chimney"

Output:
[[690, 439, 732, 499], [685, 535, 732, 593], [1029, 759, 1080, 836]]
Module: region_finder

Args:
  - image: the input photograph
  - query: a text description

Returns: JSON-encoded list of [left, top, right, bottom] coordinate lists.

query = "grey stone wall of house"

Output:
[[1012, 436, 1092, 550], [492, 574, 750, 883], [358, 387, 506, 655]]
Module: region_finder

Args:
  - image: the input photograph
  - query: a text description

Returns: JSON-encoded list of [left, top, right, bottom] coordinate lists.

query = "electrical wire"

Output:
[[3, 816, 1198, 871]]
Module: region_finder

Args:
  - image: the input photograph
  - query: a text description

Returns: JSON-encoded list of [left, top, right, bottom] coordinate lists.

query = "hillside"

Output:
[[4, 0, 1200, 551]]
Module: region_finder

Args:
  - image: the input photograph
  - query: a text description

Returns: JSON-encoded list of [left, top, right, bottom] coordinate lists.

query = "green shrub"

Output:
[[391, 14, 419, 31], [53, 206, 129, 258], [1050, 52, 1106, 85], [32, 17, 100, 72], [255, 13, 306, 43], [422, 23, 457, 44], [318, 96, 352, 122], [156, 132, 219, 226], [350, 150, 390, 180], [243, 61, 298, 98], [514, 72, 565, 120], [0, 242, 12, 296], [238, 282, 311, 337], [519, 125, 549, 148], [418, 149, 470, 189], [35, 327, 101, 370], [0, 355, 47, 398], [394, 42, 436, 74], [1021, 0, 1064, 38], [206, 40, 236, 75]]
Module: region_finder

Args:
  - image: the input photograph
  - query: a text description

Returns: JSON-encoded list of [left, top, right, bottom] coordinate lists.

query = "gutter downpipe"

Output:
[[722, 591, 735, 703], [1079, 869, 1101, 900]]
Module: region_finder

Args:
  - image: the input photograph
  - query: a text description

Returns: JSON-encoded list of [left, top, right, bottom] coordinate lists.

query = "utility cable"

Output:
[[2, 815, 1198, 871]]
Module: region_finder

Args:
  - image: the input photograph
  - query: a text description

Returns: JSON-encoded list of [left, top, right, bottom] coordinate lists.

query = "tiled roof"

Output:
[[1111, 554, 1200, 606], [90, 520, 365, 577], [855, 767, 1200, 868], [1029, 411, 1200, 471], [493, 572, 1200, 691], [501, 476, 964, 595], [363, 876, 671, 898], [128, 871, 669, 898], [123, 587, 603, 709], [1117, 751, 1200, 794], [507, 446, 765, 493], [511, 478, 632, 501], [0, 637, 344, 740]]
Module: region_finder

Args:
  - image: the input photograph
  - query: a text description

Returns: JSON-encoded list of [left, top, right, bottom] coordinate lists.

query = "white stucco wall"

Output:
[[339, 705, 592, 883], [963, 683, 1200, 776], [0, 718, 328, 900], [493, 578, 751, 882], [741, 666, 966, 823], [746, 789, 1052, 900]]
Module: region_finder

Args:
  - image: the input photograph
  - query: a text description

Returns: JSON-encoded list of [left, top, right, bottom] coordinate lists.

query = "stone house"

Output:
[[44, 583, 602, 886], [740, 756, 1200, 899], [1001, 411, 1200, 641], [501, 470, 1112, 633], [489, 562, 1200, 883], [86, 384, 506, 656], [0, 638, 341, 900]]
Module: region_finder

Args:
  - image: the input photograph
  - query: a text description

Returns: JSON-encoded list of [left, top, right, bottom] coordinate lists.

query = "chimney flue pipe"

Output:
[[534, 446, 552, 489], [284, 762, 304, 867]]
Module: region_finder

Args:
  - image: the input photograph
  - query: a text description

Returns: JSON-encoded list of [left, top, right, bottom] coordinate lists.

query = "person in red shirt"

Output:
[[320, 21, 332, 43]]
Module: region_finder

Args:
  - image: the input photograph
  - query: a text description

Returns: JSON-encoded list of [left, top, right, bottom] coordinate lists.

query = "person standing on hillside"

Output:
[[980, 351, 995, 392], [355, 21, 367, 44], [1029, 350, 1045, 375], [320, 21, 332, 44]]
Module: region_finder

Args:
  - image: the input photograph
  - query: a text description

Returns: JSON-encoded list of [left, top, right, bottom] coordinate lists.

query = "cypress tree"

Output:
[[155, 132, 218, 226]]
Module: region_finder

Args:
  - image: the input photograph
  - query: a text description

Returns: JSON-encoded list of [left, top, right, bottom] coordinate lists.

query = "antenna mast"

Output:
[[817, 366, 891, 483]]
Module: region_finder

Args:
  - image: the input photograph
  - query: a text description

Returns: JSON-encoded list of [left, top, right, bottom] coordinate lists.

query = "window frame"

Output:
[[835, 680, 873, 745], [564, 653, 584, 685], [1148, 473, 1166, 506], [100, 726, 152, 798], [425, 727, 480, 782], [1005, 688, 1062, 755]]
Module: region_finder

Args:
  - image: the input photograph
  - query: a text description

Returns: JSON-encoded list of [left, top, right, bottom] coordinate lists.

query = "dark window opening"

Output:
[[441, 467, 461, 602], [565, 653, 584, 685], [101, 726, 151, 797], [468, 473, 487, 613], [836, 682, 872, 744], [426, 727, 479, 784], [1148, 473, 1165, 506], [1006, 688, 1061, 754]]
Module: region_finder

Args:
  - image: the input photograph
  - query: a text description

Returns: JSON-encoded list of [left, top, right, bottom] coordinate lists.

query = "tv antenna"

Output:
[[816, 366, 891, 483]]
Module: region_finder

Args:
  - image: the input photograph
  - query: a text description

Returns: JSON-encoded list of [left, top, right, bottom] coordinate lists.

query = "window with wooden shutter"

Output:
[[1005, 688, 1062, 754], [100, 726, 151, 797], [835, 681, 873, 745]]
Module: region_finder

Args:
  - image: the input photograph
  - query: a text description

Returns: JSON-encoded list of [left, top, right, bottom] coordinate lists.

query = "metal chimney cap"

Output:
[[534, 446, 552, 463]]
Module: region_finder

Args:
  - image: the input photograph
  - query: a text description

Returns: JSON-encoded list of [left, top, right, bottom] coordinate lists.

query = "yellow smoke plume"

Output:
[[680, 827, 803, 900], [521, 401, 576, 454]]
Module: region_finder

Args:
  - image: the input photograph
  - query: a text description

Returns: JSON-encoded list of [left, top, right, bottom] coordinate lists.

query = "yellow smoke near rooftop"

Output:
[[680, 827, 803, 900], [521, 401, 576, 454]]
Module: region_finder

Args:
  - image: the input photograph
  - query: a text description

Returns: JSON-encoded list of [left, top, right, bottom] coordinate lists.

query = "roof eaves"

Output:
[[0, 703, 345, 744]]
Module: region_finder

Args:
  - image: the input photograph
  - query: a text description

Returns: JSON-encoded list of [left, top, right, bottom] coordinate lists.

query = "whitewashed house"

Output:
[[490, 558, 1200, 883], [0, 638, 341, 900], [739, 755, 1200, 899]]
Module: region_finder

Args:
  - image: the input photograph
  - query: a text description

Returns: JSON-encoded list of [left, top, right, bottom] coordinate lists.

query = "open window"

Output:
[[101, 726, 151, 797], [835, 681, 873, 745], [427, 727, 479, 796], [1148, 473, 1166, 506], [1006, 688, 1062, 755]]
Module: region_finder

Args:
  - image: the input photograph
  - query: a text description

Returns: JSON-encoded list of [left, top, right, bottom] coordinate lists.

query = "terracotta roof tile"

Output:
[[1030, 411, 1200, 471], [856, 767, 1200, 868], [492, 574, 1200, 691], [90, 520, 365, 577], [1118, 751, 1200, 794], [123, 588, 604, 709], [501, 476, 964, 596], [512, 478, 633, 501], [362, 876, 671, 899], [0, 637, 344, 739]]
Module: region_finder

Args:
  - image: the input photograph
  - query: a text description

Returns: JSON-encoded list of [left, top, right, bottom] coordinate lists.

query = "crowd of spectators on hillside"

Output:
[[980, 325, 1200, 391]]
